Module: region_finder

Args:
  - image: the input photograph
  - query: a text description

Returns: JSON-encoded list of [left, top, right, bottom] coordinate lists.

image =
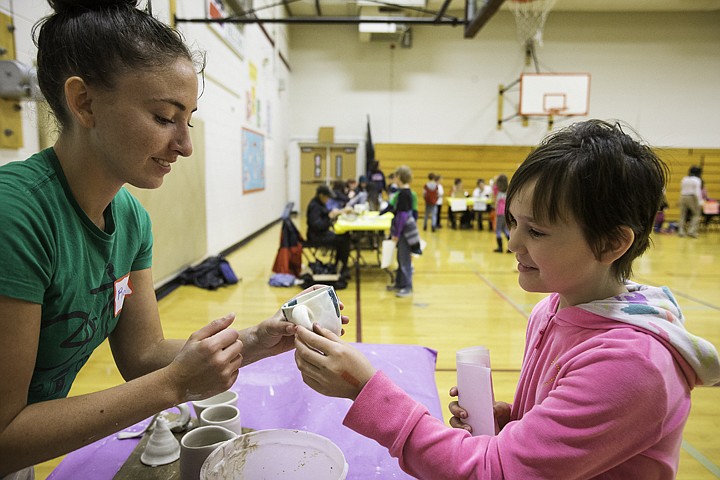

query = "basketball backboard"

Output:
[[519, 73, 591, 116]]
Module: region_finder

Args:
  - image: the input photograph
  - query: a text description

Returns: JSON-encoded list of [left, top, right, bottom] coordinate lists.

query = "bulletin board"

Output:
[[242, 127, 265, 193]]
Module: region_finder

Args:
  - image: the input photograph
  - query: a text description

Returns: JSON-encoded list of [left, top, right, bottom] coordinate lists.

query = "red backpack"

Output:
[[423, 184, 439, 205]]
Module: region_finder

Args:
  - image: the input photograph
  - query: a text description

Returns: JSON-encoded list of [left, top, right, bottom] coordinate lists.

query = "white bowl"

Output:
[[200, 429, 348, 479]]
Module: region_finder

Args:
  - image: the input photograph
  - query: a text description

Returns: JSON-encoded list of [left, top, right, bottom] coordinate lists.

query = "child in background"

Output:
[[654, 193, 668, 233], [387, 172, 399, 196], [422, 172, 439, 232], [448, 178, 464, 229], [471, 178, 491, 231], [386, 166, 419, 298], [493, 174, 510, 252], [434, 174, 444, 230], [294, 120, 720, 479], [346, 178, 358, 200]]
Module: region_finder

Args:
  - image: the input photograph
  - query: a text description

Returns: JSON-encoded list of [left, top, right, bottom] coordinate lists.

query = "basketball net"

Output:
[[508, 0, 557, 50]]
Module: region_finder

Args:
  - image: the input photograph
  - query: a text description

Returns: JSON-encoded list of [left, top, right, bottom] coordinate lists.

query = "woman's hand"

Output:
[[294, 323, 375, 400], [448, 386, 512, 433], [166, 313, 244, 402]]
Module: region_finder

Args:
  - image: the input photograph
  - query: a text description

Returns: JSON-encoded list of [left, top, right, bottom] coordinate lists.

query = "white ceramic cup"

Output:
[[191, 389, 238, 420], [179, 425, 237, 480], [456, 346, 498, 436], [281, 285, 341, 335], [199, 404, 242, 435]]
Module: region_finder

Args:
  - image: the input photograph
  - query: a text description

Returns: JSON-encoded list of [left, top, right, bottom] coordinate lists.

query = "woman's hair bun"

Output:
[[48, 0, 140, 14]]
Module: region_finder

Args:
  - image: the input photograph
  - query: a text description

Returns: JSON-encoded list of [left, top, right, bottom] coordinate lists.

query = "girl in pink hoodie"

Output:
[[294, 120, 720, 479]]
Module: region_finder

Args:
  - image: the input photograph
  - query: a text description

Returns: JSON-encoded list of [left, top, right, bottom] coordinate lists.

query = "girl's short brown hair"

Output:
[[506, 120, 668, 282]]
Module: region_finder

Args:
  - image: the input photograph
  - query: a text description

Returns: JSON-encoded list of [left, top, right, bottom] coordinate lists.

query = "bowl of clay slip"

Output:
[[200, 429, 348, 479]]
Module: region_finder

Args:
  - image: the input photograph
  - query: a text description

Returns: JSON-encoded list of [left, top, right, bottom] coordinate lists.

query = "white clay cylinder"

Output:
[[456, 346, 498, 436]]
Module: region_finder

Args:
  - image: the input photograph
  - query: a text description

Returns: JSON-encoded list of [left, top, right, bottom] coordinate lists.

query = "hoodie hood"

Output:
[[576, 283, 720, 386]]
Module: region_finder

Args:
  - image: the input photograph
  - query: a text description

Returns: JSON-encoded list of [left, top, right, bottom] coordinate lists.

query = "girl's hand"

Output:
[[448, 386, 512, 433], [448, 386, 471, 432], [294, 323, 375, 400]]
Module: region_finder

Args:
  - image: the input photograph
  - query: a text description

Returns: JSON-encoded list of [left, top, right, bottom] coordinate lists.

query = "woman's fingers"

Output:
[[189, 313, 236, 342]]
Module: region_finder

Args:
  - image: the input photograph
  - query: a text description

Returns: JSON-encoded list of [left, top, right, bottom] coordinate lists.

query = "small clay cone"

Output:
[[140, 416, 181, 466]]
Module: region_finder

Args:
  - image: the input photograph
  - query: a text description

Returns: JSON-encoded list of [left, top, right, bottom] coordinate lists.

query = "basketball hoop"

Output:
[[508, 0, 557, 50]]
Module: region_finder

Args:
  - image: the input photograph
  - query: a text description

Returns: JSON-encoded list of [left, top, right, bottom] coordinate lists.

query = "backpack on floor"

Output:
[[179, 256, 239, 290]]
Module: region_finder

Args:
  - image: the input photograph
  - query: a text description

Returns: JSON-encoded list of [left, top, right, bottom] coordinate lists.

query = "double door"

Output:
[[299, 143, 357, 215]]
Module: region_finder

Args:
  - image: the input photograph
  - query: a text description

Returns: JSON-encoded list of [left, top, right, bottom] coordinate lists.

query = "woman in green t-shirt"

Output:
[[0, 2, 344, 477]]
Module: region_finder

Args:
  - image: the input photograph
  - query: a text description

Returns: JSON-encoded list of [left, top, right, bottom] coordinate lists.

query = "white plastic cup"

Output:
[[456, 346, 498, 436]]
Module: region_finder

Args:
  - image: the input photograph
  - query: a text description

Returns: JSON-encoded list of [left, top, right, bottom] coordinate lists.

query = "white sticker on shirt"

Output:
[[114, 274, 133, 316]]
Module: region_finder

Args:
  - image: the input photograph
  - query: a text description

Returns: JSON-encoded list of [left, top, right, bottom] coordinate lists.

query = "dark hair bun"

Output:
[[48, 0, 139, 14]]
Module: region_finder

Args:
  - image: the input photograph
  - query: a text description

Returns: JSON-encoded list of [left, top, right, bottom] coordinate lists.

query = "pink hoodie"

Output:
[[344, 285, 720, 479]]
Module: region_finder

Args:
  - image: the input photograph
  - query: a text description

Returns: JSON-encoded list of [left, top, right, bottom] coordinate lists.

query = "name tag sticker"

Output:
[[113, 273, 133, 316]]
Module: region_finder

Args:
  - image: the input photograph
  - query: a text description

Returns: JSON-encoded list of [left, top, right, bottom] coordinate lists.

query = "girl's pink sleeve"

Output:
[[343, 371, 500, 479]]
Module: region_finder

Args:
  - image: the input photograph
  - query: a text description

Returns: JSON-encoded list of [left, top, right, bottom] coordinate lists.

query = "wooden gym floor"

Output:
[[37, 219, 719, 479]]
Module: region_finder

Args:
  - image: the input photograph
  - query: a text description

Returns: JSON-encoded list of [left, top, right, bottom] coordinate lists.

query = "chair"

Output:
[[281, 201, 294, 220], [701, 200, 720, 232], [301, 239, 337, 267]]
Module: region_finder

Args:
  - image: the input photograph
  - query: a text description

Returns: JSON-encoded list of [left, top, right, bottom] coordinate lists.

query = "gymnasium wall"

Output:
[[377, 144, 720, 223], [288, 10, 720, 149]]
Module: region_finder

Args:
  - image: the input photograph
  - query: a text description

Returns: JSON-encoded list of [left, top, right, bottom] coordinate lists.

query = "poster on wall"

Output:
[[207, 0, 245, 59], [242, 128, 265, 193]]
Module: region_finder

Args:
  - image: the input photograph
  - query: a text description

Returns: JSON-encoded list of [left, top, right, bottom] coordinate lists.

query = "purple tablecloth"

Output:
[[48, 343, 441, 479]]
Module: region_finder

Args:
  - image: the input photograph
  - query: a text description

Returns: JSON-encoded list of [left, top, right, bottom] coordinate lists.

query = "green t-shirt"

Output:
[[389, 189, 418, 212], [0, 148, 153, 403]]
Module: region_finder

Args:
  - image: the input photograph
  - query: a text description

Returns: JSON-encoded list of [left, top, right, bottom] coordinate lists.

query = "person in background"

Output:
[[293, 119, 720, 480], [328, 180, 349, 210], [434, 174, 444, 230], [422, 172, 439, 232], [0, 1, 336, 477], [472, 178, 492, 231], [346, 178, 358, 200], [493, 174, 511, 252], [347, 175, 369, 208], [385, 166, 419, 298], [387, 172, 399, 196], [368, 159, 387, 200], [678, 166, 702, 238], [306, 185, 352, 276], [448, 178, 465, 229], [654, 192, 668, 233]]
